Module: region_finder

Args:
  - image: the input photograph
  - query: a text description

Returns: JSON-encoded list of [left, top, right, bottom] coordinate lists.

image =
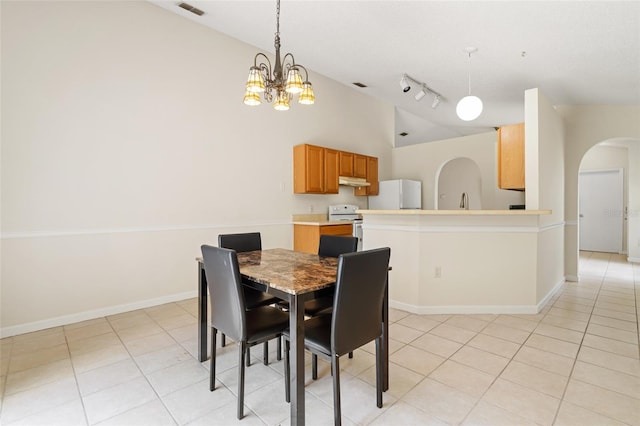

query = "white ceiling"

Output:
[[149, 1, 640, 147]]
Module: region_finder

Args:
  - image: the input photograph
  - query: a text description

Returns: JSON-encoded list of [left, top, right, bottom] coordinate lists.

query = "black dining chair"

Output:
[[283, 247, 391, 426], [218, 232, 280, 366], [303, 234, 359, 317], [201, 245, 289, 420]]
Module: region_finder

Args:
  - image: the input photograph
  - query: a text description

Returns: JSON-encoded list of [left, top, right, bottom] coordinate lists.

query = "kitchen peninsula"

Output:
[[359, 209, 559, 314]]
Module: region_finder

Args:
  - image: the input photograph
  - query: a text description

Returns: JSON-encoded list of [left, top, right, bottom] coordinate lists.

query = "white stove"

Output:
[[328, 204, 363, 251]]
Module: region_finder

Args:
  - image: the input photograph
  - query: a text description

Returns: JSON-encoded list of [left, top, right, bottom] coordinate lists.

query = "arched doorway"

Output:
[[576, 138, 640, 277]]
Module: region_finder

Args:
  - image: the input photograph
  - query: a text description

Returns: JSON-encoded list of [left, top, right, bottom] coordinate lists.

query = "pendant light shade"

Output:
[[456, 95, 483, 121], [298, 82, 315, 105], [456, 47, 483, 121], [273, 90, 290, 111]]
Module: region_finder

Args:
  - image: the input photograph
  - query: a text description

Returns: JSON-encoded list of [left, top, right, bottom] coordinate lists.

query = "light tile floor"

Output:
[[1, 251, 638, 425]]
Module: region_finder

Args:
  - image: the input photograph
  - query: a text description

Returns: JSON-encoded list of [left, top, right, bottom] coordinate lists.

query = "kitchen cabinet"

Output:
[[324, 148, 339, 194], [339, 151, 354, 176], [293, 223, 354, 254], [354, 154, 368, 178], [497, 122, 525, 190], [293, 144, 379, 195], [355, 156, 379, 196], [294, 144, 325, 193]]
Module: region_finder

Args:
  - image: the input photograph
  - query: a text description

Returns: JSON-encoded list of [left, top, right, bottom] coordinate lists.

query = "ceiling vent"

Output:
[[399, 132, 408, 137], [179, 2, 204, 16], [352, 82, 368, 88]]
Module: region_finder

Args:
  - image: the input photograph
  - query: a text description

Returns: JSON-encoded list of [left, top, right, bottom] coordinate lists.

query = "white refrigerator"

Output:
[[368, 179, 422, 209]]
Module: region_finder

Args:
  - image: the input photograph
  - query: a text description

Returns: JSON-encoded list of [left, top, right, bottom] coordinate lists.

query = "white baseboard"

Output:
[[389, 278, 566, 316], [565, 275, 579, 282], [389, 300, 540, 315], [0, 290, 197, 338], [628, 256, 640, 264]]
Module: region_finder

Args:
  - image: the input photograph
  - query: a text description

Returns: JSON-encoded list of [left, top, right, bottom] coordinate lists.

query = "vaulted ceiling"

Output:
[[149, 1, 640, 147]]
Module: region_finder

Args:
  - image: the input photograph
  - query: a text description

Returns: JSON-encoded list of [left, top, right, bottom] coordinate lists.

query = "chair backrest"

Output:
[[331, 247, 391, 356], [318, 235, 358, 258], [218, 232, 262, 253], [201, 245, 246, 342]]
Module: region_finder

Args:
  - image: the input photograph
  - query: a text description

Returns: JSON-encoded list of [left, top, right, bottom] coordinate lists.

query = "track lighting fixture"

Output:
[[431, 94, 441, 109], [401, 74, 443, 108], [400, 74, 411, 92]]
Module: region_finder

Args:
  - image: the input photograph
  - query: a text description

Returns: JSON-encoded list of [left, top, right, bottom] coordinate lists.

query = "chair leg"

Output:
[[331, 355, 342, 426], [312, 354, 318, 380], [263, 341, 269, 365], [210, 328, 217, 391], [277, 336, 282, 361], [284, 339, 290, 403], [221, 333, 226, 347], [375, 337, 382, 408], [246, 346, 251, 367], [237, 341, 246, 420]]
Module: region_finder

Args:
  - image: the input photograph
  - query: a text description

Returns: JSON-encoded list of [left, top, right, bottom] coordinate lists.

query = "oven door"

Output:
[[352, 219, 363, 251]]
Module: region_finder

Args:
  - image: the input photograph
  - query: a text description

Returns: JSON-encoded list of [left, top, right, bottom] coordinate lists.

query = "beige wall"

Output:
[[390, 132, 525, 210], [0, 1, 394, 335], [558, 106, 640, 276]]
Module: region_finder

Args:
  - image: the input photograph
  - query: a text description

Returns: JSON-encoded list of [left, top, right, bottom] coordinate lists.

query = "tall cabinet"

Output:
[[497, 123, 525, 190]]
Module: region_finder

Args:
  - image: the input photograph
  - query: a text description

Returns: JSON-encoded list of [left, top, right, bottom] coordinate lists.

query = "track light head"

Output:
[[414, 86, 426, 101], [400, 74, 411, 92], [431, 94, 441, 109]]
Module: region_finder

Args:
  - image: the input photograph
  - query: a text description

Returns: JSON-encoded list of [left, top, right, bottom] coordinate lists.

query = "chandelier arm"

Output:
[[294, 64, 310, 82]]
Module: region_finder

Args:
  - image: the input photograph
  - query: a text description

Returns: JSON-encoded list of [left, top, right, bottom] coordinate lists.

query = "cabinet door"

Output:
[[293, 144, 324, 193], [354, 154, 368, 178], [355, 156, 379, 196], [498, 123, 525, 190], [324, 148, 339, 194], [339, 151, 354, 176]]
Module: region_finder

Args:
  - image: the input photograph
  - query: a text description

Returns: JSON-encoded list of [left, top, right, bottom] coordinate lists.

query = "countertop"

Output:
[[358, 209, 552, 215], [291, 213, 356, 226]]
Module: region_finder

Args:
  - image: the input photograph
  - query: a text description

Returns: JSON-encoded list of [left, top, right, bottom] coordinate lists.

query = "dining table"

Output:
[[196, 248, 389, 426]]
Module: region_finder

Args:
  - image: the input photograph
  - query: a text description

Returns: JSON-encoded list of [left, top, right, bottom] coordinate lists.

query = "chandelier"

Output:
[[243, 0, 315, 110]]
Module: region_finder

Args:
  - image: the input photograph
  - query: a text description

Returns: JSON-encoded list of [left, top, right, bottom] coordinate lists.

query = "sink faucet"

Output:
[[459, 192, 469, 210]]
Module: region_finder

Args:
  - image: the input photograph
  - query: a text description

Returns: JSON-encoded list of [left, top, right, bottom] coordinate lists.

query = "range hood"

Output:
[[339, 176, 370, 187]]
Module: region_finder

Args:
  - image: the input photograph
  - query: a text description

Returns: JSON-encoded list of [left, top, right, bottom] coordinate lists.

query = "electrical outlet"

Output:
[[435, 266, 442, 278]]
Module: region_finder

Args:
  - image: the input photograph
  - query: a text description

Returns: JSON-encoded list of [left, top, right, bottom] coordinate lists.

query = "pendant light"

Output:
[[456, 47, 483, 121]]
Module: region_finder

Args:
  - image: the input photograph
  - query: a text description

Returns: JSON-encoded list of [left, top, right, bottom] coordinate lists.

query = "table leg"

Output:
[[382, 271, 389, 391], [198, 262, 208, 362], [289, 293, 306, 425]]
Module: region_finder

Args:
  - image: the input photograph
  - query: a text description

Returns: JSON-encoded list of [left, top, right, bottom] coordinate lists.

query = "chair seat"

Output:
[[284, 314, 333, 356], [303, 296, 334, 316], [245, 306, 289, 344]]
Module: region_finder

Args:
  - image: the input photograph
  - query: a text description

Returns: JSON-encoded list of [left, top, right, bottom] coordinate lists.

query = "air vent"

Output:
[[399, 132, 408, 137], [179, 2, 204, 16], [352, 82, 367, 88]]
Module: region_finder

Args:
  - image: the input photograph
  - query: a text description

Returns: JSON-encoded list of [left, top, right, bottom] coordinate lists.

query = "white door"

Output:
[[579, 169, 623, 253]]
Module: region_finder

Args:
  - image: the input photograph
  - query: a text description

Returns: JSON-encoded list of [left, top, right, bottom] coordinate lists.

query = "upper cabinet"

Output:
[[324, 148, 339, 194], [294, 144, 378, 195], [497, 122, 525, 190], [339, 151, 354, 177], [294, 144, 325, 193], [354, 156, 379, 196], [354, 154, 368, 178]]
